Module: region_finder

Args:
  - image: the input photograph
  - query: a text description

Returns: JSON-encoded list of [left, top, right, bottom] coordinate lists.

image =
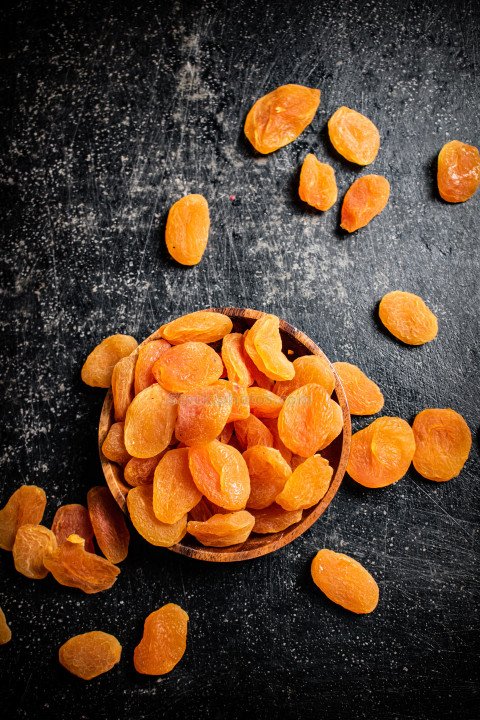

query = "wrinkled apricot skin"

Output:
[[111, 354, 136, 422], [244, 84, 320, 154], [341, 175, 390, 232], [243, 446, 291, 509], [0, 485, 47, 551], [379, 291, 438, 346], [333, 362, 384, 416], [124, 384, 177, 458], [81, 334, 138, 388], [134, 603, 188, 675], [251, 504, 302, 534], [244, 315, 295, 381], [299, 154, 338, 211], [59, 631, 122, 680], [165, 194, 210, 266], [44, 535, 120, 593], [221, 332, 255, 386], [247, 387, 283, 419], [347, 416, 416, 488], [188, 441, 250, 510], [0, 607, 12, 644], [13, 524, 58, 579], [102, 422, 131, 465], [328, 106, 380, 165], [153, 449, 202, 524], [234, 415, 274, 449], [153, 342, 223, 393], [127, 484, 187, 546], [311, 549, 379, 614], [276, 455, 333, 511], [437, 140, 480, 203], [176, 385, 233, 445], [262, 418, 293, 465], [187, 510, 255, 547], [162, 311, 232, 345], [216, 380, 250, 422], [51, 504, 95, 553], [124, 455, 160, 486], [412, 408, 472, 481], [134, 339, 171, 395], [274, 355, 335, 399], [87, 487, 130, 564]]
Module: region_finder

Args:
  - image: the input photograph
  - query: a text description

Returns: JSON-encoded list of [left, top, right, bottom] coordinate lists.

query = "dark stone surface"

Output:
[[1, 0, 479, 718]]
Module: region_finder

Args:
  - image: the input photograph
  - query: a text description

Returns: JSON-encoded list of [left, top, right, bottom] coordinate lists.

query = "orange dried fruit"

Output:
[[412, 408, 472, 482], [218, 423, 234, 444], [134, 603, 188, 675], [328, 106, 380, 165], [244, 315, 294, 381], [165, 194, 210, 266], [153, 342, 223, 393], [251, 504, 302, 534], [13, 524, 57, 579], [234, 415, 274, 450], [124, 455, 161, 486], [311, 549, 379, 614], [81, 334, 138, 388], [221, 332, 255, 386], [437, 140, 480, 203], [153, 449, 202, 524], [333, 362, 384, 415], [278, 383, 343, 457], [0, 607, 11, 644], [187, 510, 255, 547], [379, 291, 438, 346], [44, 534, 120, 593], [215, 380, 250, 422], [347, 416, 415, 488], [111, 354, 136, 422], [276, 454, 332, 511], [101, 422, 131, 465], [248, 359, 275, 390], [247, 387, 283, 419], [87, 487, 130, 563], [0, 485, 47, 551], [188, 440, 250, 510], [124, 383, 177, 458], [175, 385, 233, 445], [340, 175, 390, 232], [162, 310, 232, 344], [127, 484, 187, 546], [299, 154, 338, 211], [134, 339, 171, 394], [59, 631, 122, 680], [262, 418, 293, 465], [188, 498, 213, 522], [51, 503, 95, 553], [243, 446, 291, 509], [274, 355, 335, 399], [244, 84, 320, 154]]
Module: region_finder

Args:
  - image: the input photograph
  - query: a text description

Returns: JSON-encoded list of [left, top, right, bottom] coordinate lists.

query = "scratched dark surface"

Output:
[[1, 0, 479, 718]]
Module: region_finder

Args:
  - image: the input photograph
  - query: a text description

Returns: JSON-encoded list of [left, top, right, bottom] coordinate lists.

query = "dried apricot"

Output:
[[188, 440, 250, 510], [244, 84, 320, 154], [134, 604, 188, 675], [13, 524, 57, 579], [44, 534, 120, 593], [333, 362, 384, 415], [134, 339, 171, 394], [124, 455, 160, 486], [274, 355, 335, 399], [278, 383, 342, 457], [162, 310, 232, 344], [340, 175, 390, 232], [111, 354, 136, 422], [102, 422, 131, 465], [276, 455, 332, 511], [188, 498, 214, 522], [311, 549, 379, 614], [81, 334, 138, 388], [247, 387, 283, 419], [262, 418, 293, 465], [328, 106, 380, 165], [51, 504, 95, 553], [87, 487, 130, 563], [176, 385, 233, 445], [127, 484, 187, 546], [153, 449, 202, 523], [215, 380, 250, 422], [0, 607, 11, 644], [412, 408, 471, 482], [347, 416, 415, 488], [0, 485, 47, 551], [124, 384, 177, 458], [165, 194, 210, 266], [379, 291, 438, 345], [437, 140, 480, 203], [251, 504, 302, 534], [234, 415, 274, 449], [153, 342, 223, 393], [221, 332, 255, 386], [243, 446, 291, 509], [59, 631, 122, 680], [244, 315, 294, 381], [218, 423, 233, 444], [299, 154, 338, 211], [187, 510, 255, 547]]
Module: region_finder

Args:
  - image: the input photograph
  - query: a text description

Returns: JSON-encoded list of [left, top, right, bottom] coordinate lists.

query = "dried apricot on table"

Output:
[[162, 310, 232, 345], [81, 334, 138, 388], [51, 504, 95, 553], [124, 455, 160, 486], [221, 332, 255, 386], [87, 487, 130, 563], [299, 154, 338, 211], [347, 416, 415, 488], [251, 504, 302, 534], [102, 422, 131, 465], [247, 387, 283, 419], [124, 383, 177, 458], [244, 84, 320, 154], [243, 446, 291, 509], [0, 607, 12, 644], [234, 415, 274, 449], [333, 362, 384, 415], [134, 339, 171, 394], [59, 631, 122, 680], [111, 354, 136, 422], [188, 440, 250, 510], [311, 549, 379, 614], [274, 355, 335, 399], [340, 175, 390, 232], [134, 603, 188, 675], [13, 524, 57, 579], [187, 510, 255, 547], [276, 454, 333, 511], [153, 341, 223, 393], [44, 535, 120, 593], [412, 408, 472, 481], [175, 385, 233, 445], [153, 449, 202, 524], [165, 194, 210, 266], [378, 291, 438, 346], [244, 315, 295, 381], [328, 106, 380, 165], [437, 140, 480, 203], [127, 484, 187, 546], [0, 485, 47, 551]]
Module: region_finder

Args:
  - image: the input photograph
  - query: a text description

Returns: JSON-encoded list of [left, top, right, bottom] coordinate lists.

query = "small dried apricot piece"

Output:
[[124, 384, 177, 458], [188, 440, 250, 510], [165, 194, 210, 265], [328, 106, 380, 165], [0, 485, 47, 551], [311, 549, 379, 614], [59, 631, 122, 680], [437, 140, 480, 203], [153, 449, 202, 524], [162, 311, 232, 345], [347, 416, 415, 488], [51, 504, 95, 553], [127, 485, 187, 546], [111, 354, 136, 422], [299, 154, 337, 211], [176, 385, 233, 445], [102, 422, 131, 465], [251, 504, 302, 534], [234, 415, 274, 449], [244, 84, 320, 154], [87, 487, 130, 563], [412, 408, 471, 482], [244, 315, 294, 381], [44, 535, 120, 593], [81, 334, 138, 388], [379, 291, 438, 346], [274, 355, 335, 399], [0, 607, 11, 644], [333, 362, 384, 416], [276, 455, 332, 511], [247, 387, 283, 419], [13, 524, 57, 579], [134, 604, 188, 675], [221, 332, 255, 386], [243, 446, 291, 509], [340, 175, 390, 232], [124, 455, 161, 486], [188, 510, 255, 547], [153, 342, 223, 393]]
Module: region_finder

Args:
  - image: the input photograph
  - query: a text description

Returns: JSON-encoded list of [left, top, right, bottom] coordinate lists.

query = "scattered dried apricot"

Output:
[[175, 385, 233, 445], [274, 355, 335, 399], [87, 487, 130, 563], [134, 604, 188, 675], [81, 334, 138, 388], [234, 415, 274, 449], [244, 315, 294, 381], [111, 354, 136, 422], [299, 154, 337, 211], [101, 422, 131, 465], [13, 524, 57, 579], [127, 484, 187, 546], [379, 291, 438, 345], [44, 534, 120, 593], [276, 454, 332, 511], [221, 332, 255, 386], [187, 510, 255, 547], [165, 194, 210, 266], [243, 446, 291, 509], [59, 631, 122, 680], [333, 362, 384, 415], [278, 383, 342, 457], [134, 339, 171, 394], [124, 384, 177, 458], [153, 449, 202, 524], [247, 387, 283, 419], [437, 140, 480, 203], [188, 440, 250, 510], [340, 175, 390, 232], [153, 342, 223, 393], [311, 549, 379, 614], [412, 408, 472, 481], [0, 607, 11, 644], [51, 504, 95, 553], [251, 504, 302, 534], [328, 106, 380, 165], [0, 485, 47, 551], [162, 310, 232, 344]]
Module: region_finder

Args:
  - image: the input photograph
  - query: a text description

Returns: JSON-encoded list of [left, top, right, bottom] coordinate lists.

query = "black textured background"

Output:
[[1, 1, 479, 718]]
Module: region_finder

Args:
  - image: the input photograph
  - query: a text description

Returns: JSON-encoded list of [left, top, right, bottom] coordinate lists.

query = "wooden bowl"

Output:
[[99, 308, 351, 562]]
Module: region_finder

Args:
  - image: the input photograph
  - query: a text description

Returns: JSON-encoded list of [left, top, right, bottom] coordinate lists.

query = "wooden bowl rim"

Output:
[[98, 307, 351, 562]]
